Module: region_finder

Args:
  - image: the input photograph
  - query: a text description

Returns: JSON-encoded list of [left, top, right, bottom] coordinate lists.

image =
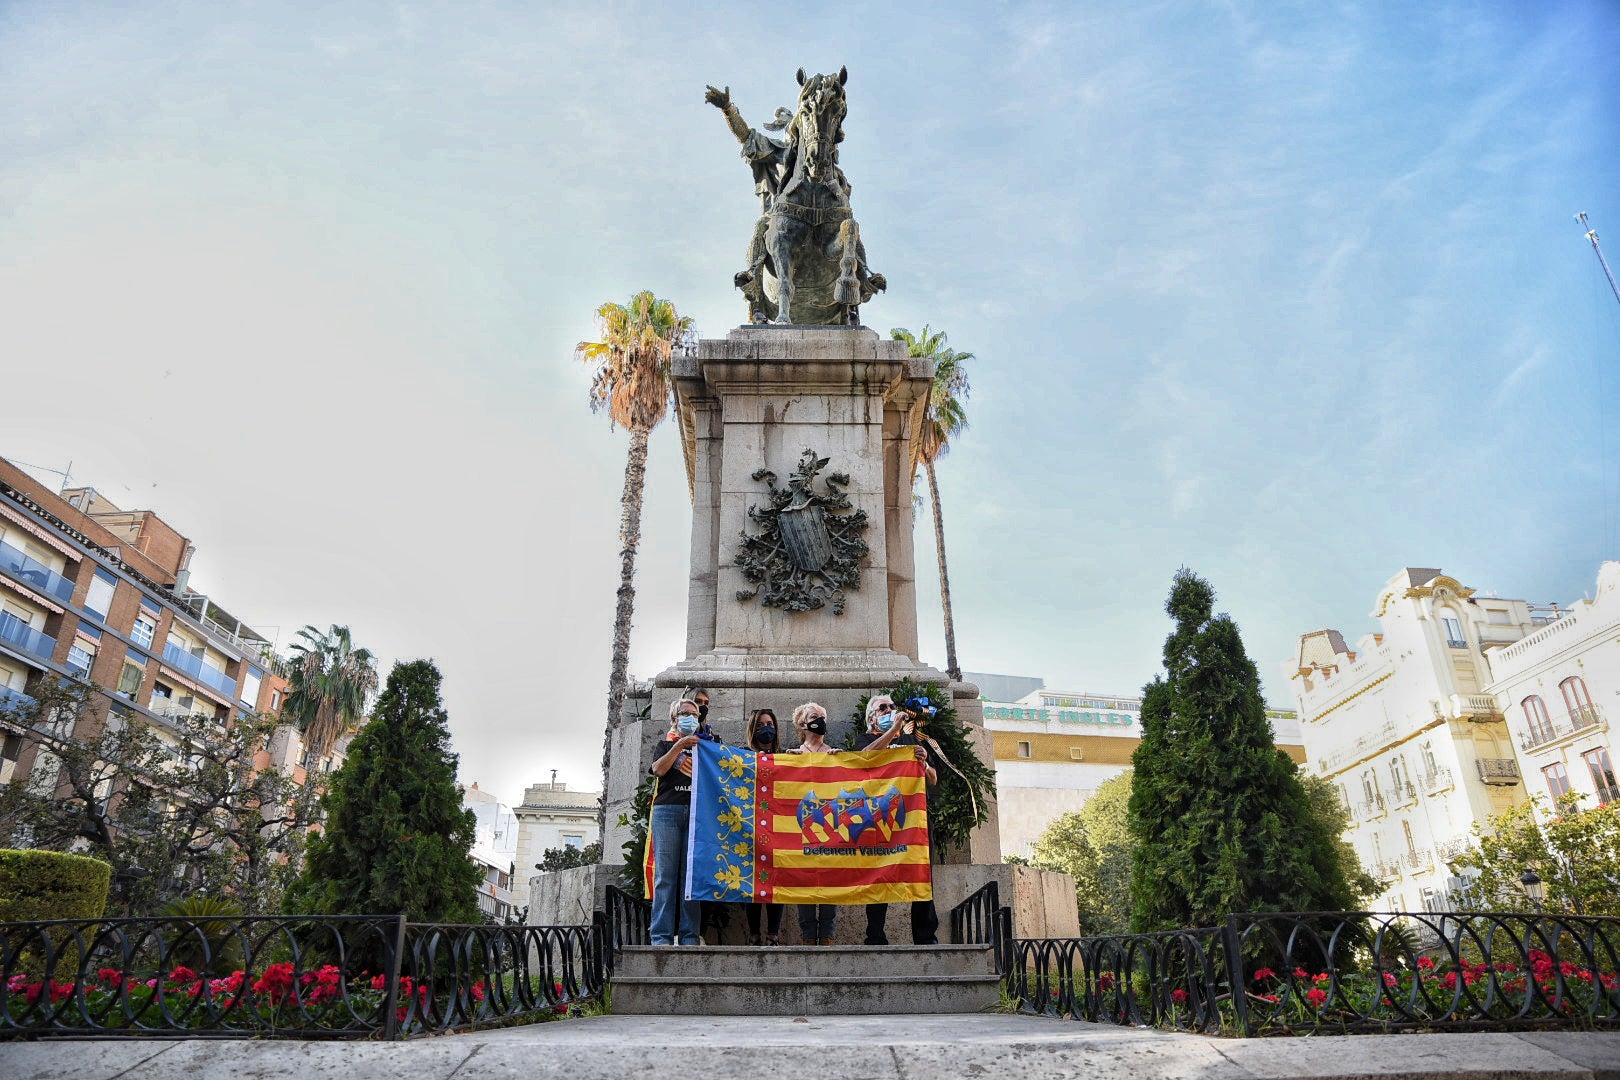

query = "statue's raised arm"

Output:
[[705, 68, 885, 327]]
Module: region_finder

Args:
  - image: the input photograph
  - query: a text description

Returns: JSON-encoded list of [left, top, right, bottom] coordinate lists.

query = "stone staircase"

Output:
[[610, 944, 1004, 1015]]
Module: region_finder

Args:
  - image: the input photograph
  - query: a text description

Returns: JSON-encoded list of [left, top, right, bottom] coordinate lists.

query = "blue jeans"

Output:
[[649, 803, 702, 945]]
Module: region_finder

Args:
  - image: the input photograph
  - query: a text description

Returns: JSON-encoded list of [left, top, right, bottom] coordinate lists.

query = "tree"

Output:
[[891, 325, 972, 681], [281, 624, 377, 790], [0, 681, 305, 915], [1298, 772, 1382, 907], [575, 291, 693, 824], [286, 660, 482, 924], [1129, 569, 1361, 931], [1452, 795, 1620, 917], [537, 842, 602, 873], [1031, 771, 1136, 935]]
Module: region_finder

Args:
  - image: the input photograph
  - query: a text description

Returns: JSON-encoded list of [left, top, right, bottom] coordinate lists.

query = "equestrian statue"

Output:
[[705, 67, 886, 326]]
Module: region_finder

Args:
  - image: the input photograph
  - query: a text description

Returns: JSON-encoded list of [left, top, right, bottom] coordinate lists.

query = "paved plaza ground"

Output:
[[2, 1014, 1618, 1079]]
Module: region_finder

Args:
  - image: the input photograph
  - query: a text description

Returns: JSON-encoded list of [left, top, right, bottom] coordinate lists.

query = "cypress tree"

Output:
[[287, 660, 482, 925], [1129, 569, 1357, 931]]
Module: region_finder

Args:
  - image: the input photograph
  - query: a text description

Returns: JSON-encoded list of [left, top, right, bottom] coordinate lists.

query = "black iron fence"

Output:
[[0, 913, 602, 1038], [1011, 910, 1620, 1035], [948, 881, 1013, 975], [593, 885, 650, 980]]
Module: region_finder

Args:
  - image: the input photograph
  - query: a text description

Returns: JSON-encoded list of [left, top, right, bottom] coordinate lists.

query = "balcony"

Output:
[[0, 684, 35, 712], [1477, 757, 1521, 785], [1519, 705, 1607, 752], [0, 612, 56, 662], [0, 538, 75, 604], [1420, 768, 1454, 796], [1385, 782, 1418, 808], [1405, 848, 1435, 872], [1450, 694, 1503, 722], [1370, 860, 1402, 880], [1357, 793, 1386, 818], [160, 640, 237, 700], [1435, 836, 1473, 863]]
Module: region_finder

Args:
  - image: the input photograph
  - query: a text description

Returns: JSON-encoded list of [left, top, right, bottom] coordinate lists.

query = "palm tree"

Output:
[[282, 624, 377, 789], [892, 325, 972, 681], [575, 292, 694, 744]]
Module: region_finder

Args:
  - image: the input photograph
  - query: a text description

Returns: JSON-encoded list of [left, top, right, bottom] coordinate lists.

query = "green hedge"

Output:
[[0, 849, 113, 923]]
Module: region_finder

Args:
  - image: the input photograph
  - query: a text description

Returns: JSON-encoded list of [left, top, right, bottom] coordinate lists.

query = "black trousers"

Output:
[[864, 900, 939, 945]]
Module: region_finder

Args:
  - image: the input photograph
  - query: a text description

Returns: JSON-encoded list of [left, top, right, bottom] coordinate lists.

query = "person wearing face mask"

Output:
[[790, 702, 839, 944], [741, 708, 785, 945], [853, 694, 940, 946], [647, 697, 705, 945], [687, 687, 725, 744]]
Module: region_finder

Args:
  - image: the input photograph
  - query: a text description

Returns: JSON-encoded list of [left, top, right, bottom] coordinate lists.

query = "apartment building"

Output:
[[463, 783, 521, 921], [968, 673, 1307, 860], [513, 779, 601, 888], [1285, 568, 1556, 912], [1484, 561, 1619, 815], [0, 457, 289, 784]]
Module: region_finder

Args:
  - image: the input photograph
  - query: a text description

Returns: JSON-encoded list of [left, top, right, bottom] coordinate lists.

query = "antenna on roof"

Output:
[[1577, 212, 1620, 308]]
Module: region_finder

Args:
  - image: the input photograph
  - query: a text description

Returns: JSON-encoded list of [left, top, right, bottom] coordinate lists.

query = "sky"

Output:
[[3, 1, 1618, 805]]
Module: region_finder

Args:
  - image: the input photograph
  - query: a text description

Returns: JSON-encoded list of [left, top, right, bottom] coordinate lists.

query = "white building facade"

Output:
[[1286, 568, 1557, 912], [1485, 561, 1620, 815], [463, 783, 520, 921], [512, 779, 600, 891]]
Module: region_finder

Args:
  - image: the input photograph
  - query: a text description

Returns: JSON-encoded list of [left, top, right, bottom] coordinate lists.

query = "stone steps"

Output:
[[611, 944, 1003, 1015]]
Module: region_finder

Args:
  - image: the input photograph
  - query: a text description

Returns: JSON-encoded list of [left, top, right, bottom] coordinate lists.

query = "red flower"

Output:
[[1255, 993, 1278, 1003], [168, 966, 198, 985], [209, 971, 246, 1001], [1313, 972, 1331, 986], [1170, 988, 1188, 1004], [251, 962, 296, 1004], [1305, 987, 1328, 1008], [1293, 967, 1311, 979], [20, 982, 44, 1005], [1416, 956, 1435, 971], [471, 982, 486, 1003], [1383, 973, 1399, 987], [97, 968, 123, 987], [1253, 967, 1276, 981], [300, 965, 344, 1004]]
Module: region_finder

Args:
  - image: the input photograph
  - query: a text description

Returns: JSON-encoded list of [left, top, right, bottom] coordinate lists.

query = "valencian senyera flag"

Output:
[[684, 740, 931, 905]]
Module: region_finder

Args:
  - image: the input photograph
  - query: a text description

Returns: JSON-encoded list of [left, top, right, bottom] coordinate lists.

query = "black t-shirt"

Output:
[[649, 736, 694, 806]]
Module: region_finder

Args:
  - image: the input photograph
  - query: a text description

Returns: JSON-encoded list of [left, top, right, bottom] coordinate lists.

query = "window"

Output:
[[0, 732, 22, 784], [1522, 696, 1554, 744], [562, 834, 583, 850], [1068, 747, 1084, 760], [1402, 819, 1417, 858], [1543, 761, 1572, 800], [270, 689, 282, 710], [1560, 677, 1596, 727], [117, 662, 143, 697], [131, 616, 156, 650], [1016, 740, 1032, 759], [66, 642, 95, 678], [239, 666, 263, 708], [1440, 613, 1466, 648], [83, 571, 116, 620], [1585, 748, 1619, 803]]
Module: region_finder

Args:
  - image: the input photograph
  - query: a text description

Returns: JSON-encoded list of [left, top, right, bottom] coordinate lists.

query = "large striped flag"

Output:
[[685, 740, 931, 905]]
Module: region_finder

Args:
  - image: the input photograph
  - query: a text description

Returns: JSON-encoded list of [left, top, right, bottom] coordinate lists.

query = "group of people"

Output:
[[648, 687, 940, 948]]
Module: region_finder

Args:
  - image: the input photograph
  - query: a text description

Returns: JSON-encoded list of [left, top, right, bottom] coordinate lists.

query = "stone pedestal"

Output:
[[601, 326, 1001, 865]]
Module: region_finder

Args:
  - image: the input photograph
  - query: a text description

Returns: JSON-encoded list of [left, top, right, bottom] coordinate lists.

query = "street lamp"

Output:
[[1519, 869, 1545, 912]]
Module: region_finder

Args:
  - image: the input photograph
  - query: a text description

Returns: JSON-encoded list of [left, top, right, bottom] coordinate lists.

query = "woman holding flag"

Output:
[[790, 702, 839, 944], [647, 697, 705, 945]]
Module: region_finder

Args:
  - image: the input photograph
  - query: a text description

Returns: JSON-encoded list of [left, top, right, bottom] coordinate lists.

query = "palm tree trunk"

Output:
[[925, 460, 961, 681], [600, 426, 650, 833]]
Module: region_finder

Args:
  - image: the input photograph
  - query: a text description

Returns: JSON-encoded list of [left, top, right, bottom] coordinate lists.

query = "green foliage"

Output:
[[287, 660, 482, 929], [1452, 794, 1620, 916], [847, 677, 994, 861], [616, 775, 657, 899], [538, 842, 602, 873], [1129, 569, 1361, 931], [1002, 854, 1030, 866], [1031, 771, 1136, 935], [0, 848, 111, 922], [282, 624, 378, 777], [0, 680, 305, 915], [156, 895, 246, 972], [1297, 773, 1382, 906]]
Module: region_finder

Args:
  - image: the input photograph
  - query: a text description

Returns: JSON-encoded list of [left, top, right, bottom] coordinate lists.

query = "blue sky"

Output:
[[3, 1, 1617, 803]]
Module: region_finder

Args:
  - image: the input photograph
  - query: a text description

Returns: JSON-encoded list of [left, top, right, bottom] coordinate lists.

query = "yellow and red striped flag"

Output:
[[685, 740, 931, 905]]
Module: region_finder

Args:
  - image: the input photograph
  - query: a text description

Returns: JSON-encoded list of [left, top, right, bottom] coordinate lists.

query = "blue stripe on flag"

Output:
[[685, 740, 758, 902]]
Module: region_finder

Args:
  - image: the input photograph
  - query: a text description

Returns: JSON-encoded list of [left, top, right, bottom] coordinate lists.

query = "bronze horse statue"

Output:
[[707, 68, 885, 325]]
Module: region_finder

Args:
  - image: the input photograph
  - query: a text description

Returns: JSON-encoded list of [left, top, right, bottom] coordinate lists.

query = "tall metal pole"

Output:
[[1577, 212, 1620, 308]]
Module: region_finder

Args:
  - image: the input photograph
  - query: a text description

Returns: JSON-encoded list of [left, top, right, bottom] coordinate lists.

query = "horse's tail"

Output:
[[834, 219, 861, 306]]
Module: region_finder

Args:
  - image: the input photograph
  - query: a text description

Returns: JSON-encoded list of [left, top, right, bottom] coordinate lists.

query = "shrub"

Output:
[[0, 848, 112, 923]]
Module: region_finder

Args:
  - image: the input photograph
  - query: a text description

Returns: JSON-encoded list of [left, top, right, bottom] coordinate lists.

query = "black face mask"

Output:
[[697, 704, 709, 722], [806, 717, 827, 735], [752, 726, 777, 750]]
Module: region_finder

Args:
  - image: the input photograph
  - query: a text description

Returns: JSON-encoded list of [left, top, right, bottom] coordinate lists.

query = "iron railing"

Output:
[[593, 884, 650, 979], [948, 881, 1013, 975], [0, 913, 601, 1039], [1010, 910, 1620, 1036]]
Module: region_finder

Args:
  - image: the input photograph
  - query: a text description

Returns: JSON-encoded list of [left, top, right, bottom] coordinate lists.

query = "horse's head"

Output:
[[793, 66, 847, 184]]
